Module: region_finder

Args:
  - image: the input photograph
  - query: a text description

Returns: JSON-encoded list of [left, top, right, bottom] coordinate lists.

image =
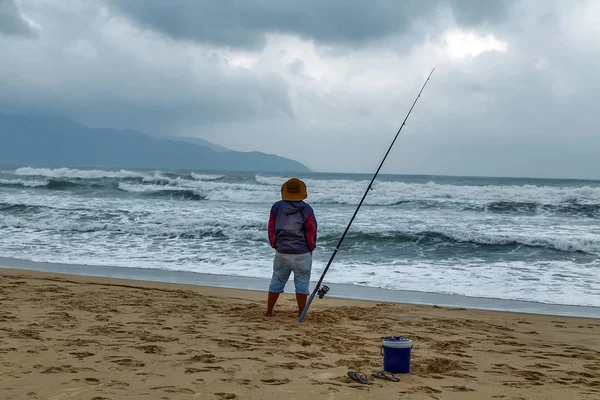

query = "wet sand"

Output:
[[1, 268, 599, 399]]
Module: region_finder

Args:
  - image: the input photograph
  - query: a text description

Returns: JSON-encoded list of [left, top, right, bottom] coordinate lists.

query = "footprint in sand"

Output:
[[567, 371, 597, 379], [522, 354, 550, 360], [185, 367, 210, 373], [442, 385, 474, 392], [430, 340, 471, 352], [214, 393, 237, 399], [292, 350, 324, 360], [106, 380, 130, 389], [13, 329, 42, 340], [41, 365, 88, 374], [186, 366, 224, 373], [189, 353, 226, 364], [310, 362, 334, 369], [502, 380, 539, 388], [70, 351, 95, 359], [164, 388, 195, 394], [412, 357, 465, 375], [110, 357, 145, 367], [236, 379, 258, 388], [404, 386, 442, 395], [583, 362, 600, 371], [260, 378, 291, 385], [150, 385, 176, 391], [267, 362, 301, 370], [525, 363, 559, 369], [492, 364, 547, 382], [0, 347, 18, 353], [134, 345, 164, 354]]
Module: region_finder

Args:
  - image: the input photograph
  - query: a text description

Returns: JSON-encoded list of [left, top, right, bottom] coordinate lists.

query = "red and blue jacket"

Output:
[[268, 200, 317, 254]]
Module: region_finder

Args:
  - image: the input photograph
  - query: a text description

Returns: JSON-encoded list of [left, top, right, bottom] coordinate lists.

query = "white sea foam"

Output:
[[1, 194, 599, 255], [14, 167, 226, 184], [191, 173, 224, 181], [0, 178, 49, 187], [15, 167, 147, 180], [255, 175, 600, 207], [117, 182, 198, 194]]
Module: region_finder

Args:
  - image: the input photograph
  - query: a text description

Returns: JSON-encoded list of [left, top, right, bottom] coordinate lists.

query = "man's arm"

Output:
[[304, 208, 317, 253], [268, 209, 277, 248]]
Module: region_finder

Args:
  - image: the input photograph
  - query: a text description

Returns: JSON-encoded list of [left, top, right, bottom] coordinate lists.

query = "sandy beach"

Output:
[[1, 268, 599, 400]]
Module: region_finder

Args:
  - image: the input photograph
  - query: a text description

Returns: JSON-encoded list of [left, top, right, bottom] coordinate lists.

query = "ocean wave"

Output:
[[45, 179, 83, 190], [0, 211, 263, 240], [2, 199, 597, 255], [0, 202, 46, 214], [191, 173, 224, 181], [254, 175, 600, 209], [13, 167, 200, 188], [15, 166, 147, 180], [6, 169, 600, 216], [0, 177, 107, 191], [117, 183, 205, 200], [482, 200, 600, 218], [318, 229, 600, 254], [0, 201, 119, 216], [14, 167, 226, 184], [255, 175, 286, 186], [0, 178, 49, 188]]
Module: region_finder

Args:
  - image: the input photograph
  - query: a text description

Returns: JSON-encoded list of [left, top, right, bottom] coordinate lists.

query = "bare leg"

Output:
[[296, 293, 308, 317], [266, 291, 280, 316]]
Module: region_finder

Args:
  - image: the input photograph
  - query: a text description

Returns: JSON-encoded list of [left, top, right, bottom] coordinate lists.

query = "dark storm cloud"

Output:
[[0, 58, 294, 136], [2, 0, 599, 179], [0, 0, 35, 37], [106, 0, 514, 49]]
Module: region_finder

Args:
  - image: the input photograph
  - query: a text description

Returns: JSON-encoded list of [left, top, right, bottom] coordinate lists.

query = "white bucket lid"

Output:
[[382, 336, 412, 348]]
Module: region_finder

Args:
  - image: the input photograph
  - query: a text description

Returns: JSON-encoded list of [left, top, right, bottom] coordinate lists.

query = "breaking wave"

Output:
[[319, 229, 600, 255], [254, 175, 600, 213], [481, 200, 600, 218], [0, 178, 48, 188], [190, 173, 224, 181], [117, 183, 205, 200], [15, 167, 147, 180]]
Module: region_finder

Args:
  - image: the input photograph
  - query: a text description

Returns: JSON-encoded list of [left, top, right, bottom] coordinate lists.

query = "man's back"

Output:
[[269, 200, 317, 254]]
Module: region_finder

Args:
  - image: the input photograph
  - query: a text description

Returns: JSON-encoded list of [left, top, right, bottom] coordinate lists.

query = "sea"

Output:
[[1, 165, 599, 309]]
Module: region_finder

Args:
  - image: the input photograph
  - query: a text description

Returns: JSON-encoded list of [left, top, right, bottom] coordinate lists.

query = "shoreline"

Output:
[[1, 256, 599, 319]]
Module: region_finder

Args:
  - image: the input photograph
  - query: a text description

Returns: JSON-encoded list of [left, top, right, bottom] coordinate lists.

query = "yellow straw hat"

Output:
[[281, 178, 308, 201]]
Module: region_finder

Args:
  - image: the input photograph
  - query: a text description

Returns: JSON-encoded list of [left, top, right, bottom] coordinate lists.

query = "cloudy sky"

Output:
[[1, 0, 599, 179]]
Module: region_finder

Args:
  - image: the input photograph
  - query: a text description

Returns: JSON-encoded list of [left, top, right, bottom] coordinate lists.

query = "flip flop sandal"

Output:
[[347, 371, 371, 384], [371, 371, 400, 382]]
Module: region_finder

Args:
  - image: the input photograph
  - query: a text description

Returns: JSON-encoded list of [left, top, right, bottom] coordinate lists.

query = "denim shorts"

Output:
[[268, 252, 312, 295]]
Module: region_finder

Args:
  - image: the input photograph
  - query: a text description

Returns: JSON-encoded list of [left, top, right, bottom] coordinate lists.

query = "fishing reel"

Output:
[[317, 285, 330, 299]]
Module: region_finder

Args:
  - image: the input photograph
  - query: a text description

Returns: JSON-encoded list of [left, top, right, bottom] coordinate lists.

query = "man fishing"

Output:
[[266, 178, 318, 317]]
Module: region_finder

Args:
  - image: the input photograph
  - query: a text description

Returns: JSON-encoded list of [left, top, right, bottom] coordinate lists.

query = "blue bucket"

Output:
[[381, 336, 412, 374]]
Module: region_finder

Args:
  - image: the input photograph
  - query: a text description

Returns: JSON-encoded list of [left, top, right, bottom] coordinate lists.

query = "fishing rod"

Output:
[[298, 68, 436, 323]]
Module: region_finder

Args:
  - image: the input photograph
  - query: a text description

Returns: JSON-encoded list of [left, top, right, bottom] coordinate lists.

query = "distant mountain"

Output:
[[172, 136, 231, 153], [0, 112, 310, 173]]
